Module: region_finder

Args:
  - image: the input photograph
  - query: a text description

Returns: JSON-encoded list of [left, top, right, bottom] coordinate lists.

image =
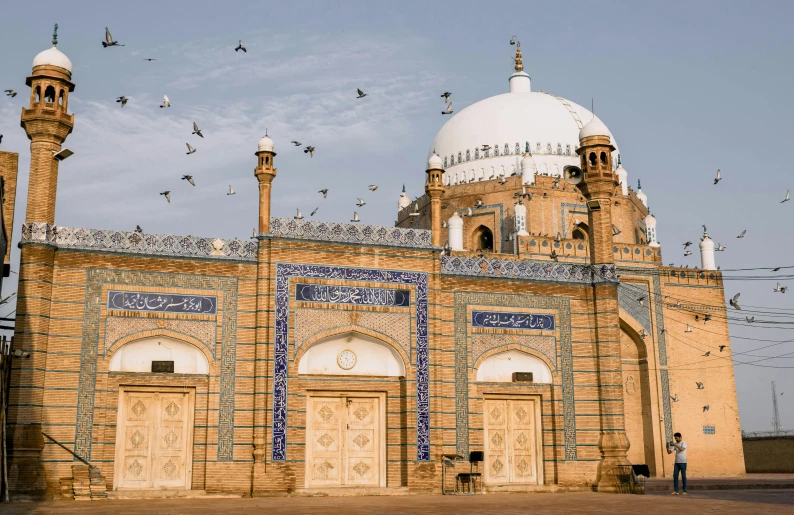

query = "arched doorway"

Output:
[[472, 225, 494, 252], [620, 324, 657, 475]]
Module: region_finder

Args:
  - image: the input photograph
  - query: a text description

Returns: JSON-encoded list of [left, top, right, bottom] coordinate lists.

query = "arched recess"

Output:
[[472, 225, 494, 252], [108, 334, 209, 374], [297, 330, 406, 377], [475, 349, 553, 383], [619, 315, 657, 475]]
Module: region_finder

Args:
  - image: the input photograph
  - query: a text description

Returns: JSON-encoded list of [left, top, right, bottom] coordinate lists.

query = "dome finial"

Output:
[[402, 184, 406, 193], [617, 153, 622, 165], [637, 179, 642, 190], [52, 23, 58, 47], [511, 37, 523, 72]]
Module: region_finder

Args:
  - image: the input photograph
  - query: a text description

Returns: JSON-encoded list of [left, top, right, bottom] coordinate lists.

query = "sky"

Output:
[[0, 0, 792, 432]]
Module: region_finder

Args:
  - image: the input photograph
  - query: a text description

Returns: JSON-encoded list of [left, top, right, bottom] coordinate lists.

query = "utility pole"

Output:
[[772, 381, 782, 435]]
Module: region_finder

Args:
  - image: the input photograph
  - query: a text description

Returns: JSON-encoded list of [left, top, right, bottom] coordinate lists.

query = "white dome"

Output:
[[448, 212, 464, 228], [579, 118, 610, 140], [427, 153, 443, 170], [431, 91, 618, 183], [257, 135, 274, 152], [32, 45, 72, 73], [520, 153, 536, 170], [636, 180, 647, 207]]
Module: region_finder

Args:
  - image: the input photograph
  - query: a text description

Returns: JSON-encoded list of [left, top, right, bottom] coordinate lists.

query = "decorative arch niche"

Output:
[[476, 349, 552, 383], [472, 225, 494, 252], [298, 331, 406, 377], [108, 335, 209, 374]]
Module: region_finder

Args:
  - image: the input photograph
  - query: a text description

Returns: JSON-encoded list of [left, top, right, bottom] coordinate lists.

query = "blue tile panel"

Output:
[[269, 218, 433, 248], [442, 255, 618, 284], [107, 290, 218, 314], [273, 263, 429, 462], [471, 310, 555, 330], [294, 283, 410, 307]]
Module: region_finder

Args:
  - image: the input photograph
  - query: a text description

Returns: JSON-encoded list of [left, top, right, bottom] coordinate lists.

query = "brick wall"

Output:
[[743, 436, 794, 473]]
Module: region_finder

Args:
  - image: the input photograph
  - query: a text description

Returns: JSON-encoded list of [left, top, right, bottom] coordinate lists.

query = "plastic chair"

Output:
[[456, 451, 484, 494]]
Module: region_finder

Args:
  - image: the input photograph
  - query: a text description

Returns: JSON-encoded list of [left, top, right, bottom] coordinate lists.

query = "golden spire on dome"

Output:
[[510, 36, 523, 72]]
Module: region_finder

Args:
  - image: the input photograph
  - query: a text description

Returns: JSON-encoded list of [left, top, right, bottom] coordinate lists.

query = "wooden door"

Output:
[[345, 398, 378, 486], [306, 395, 381, 488], [484, 398, 539, 485], [307, 397, 345, 487], [115, 389, 194, 490]]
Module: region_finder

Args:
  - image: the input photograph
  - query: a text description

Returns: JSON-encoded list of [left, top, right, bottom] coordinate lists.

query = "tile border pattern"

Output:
[[441, 255, 618, 284], [454, 292, 576, 460], [273, 263, 429, 461], [269, 218, 433, 248], [76, 269, 239, 461]]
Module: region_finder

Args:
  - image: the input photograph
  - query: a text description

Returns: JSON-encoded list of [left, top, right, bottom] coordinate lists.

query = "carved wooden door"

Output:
[[345, 398, 378, 486], [306, 395, 381, 487], [307, 397, 345, 487], [484, 398, 538, 484], [118, 392, 156, 488], [116, 389, 194, 490]]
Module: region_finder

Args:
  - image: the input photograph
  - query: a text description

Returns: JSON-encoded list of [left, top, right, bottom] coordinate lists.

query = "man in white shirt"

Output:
[[667, 432, 687, 494]]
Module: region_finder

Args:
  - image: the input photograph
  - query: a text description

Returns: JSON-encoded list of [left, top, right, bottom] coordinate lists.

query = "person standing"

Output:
[[667, 432, 688, 495]]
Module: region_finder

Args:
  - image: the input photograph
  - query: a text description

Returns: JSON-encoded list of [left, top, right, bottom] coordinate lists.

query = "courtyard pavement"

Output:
[[4, 490, 794, 515]]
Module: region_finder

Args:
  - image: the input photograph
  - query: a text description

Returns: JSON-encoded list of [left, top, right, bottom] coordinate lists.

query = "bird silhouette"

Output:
[[773, 267, 781, 272], [135, 225, 143, 233], [696, 382, 704, 389], [782, 190, 791, 203], [684, 250, 692, 256], [716, 243, 726, 251], [192, 122, 204, 138], [442, 102, 453, 115], [160, 191, 171, 203], [304, 146, 315, 157], [142, 58, 158, 62], [703, 405, 709, 412], [116, 96, 128, 107], [729, 293, 741, 310], [356, 88, 367, 99], [227, 185, 235, 196], [356, 198, 366, 207], [294, 209, 303, 220], [440, 92, 451, 102], [185, 143, 196, 155], [235, 40, 247, 52], [351, 212, 360, 223], [181, 175, 195, 186], [318, 189, 328, 198], [160, 95, 171, 108], [368, 184, 378, 192], [683, 241, 693, 248], [773, 282, 788, 293], [310, 207, 319, 216], [671, 394, 679, 402], [612, 224, 621, 236], [703, 351, 711, 357], [719, 345, 727, 351], [745, 316, 754, 323], [737, 230, 746, 238], [713, 169, 721, 184], [4, 90, 17, 98], [102, 27, 124, 47]]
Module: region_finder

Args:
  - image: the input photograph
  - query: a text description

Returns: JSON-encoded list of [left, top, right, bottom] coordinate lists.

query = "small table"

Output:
[[441, 454, 466, 494]]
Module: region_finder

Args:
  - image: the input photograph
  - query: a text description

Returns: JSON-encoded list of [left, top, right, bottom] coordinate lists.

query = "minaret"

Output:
[[254, 133, 277, 234], [575, 118, 631, 492], [425, 153, 446, 246], [520, 153, 536, 185], [645, 212, 659, 247], [514, 199, 528, 237], [11, 24, 75, 498], [448, 212, 464, 251], [615, 155, 628, 196], [636, 179, 647, 207], [21, 23, 75, 225], [700, 226, 716, 270], [398, 184, 411, 212]]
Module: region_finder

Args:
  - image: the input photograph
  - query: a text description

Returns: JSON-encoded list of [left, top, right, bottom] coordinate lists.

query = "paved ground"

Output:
[[5, 490, 794, 515]]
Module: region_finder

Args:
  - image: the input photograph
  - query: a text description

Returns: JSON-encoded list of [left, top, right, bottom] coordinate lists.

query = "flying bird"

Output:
[[192, 122, 204, 138], [441, 92, 451, 102], [499, 176, 507, 184], [102, 27, 124, 47], [142, 58, 158, 62], [160, 191, 171, 203], [304, 146, 315, 157], [745, 316, 754, 323], [181, 175, 195, 186], [773, 267, 781, 272], [356, 88, 367, 99], [185, 143, 196, 155], [713, 169, 721, 184], [318, 189, 328, 198], [737, 230, 746, 238], [294, 209, 303, 220], [368, 184, 378, 192], [773, 282, 788, 293], [351, 212, 360, 223], [227, 185, 235, 196], [716, 243, 726, 251], [719, 345, 727, 352], [550, 250, 559, 261], [702, 351, 711, 357], [729, 293, 741, 310], [356, 198, 366, 207], [0, 135, 3, 144], [683, 241, 693, 249], [442, 102, 453, 115], [637, 296, 645, 307], [116, 96, 128, 107], [160, 95, 171, 108], [291, 141, 302, 147], [703, 405, 709, 412], [696, 382, 704, 389], [481, 144, 491, 152], [671, 394, 679, 402], [5, 90, 17, 98], [466, 207, 473, 217], [612, 224, 621, 236], [135, 225, 143, 233], [783, 190, 791, 203], [310, 207, 319, 216], [235, 40, 247, 52], [684, 250, 692, 257]]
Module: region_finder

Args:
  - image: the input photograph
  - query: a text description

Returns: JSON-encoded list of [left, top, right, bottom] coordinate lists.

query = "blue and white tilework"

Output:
[[273, 263, 429, 462], [269, 218, 433, 248], [442, 255, 618, 284]]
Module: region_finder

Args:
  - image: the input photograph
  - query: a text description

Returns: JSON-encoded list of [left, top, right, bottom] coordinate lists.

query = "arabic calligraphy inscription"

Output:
[[107, 290, 217, 314], [471, 310, 555, 330]]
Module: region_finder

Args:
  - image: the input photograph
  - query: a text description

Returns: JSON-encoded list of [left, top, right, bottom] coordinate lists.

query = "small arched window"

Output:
[[546, 143, 552, 153], [504, 143, 510, 155], [475, 149, 479, 159], [44, 85, 56, 103], [494, 145, 499, 156], [466, 149, 471, 161], [566, 144, 571, 155], [600, 151, 607, 164], [265, 156, 270, 165], [557, 143, 562, 155], [515, 143, 521, 154], [35, 86, 41, 103], [572, 228, 586, 240], [473, 225, 494, 252], [589, 152, 597, 166], [58, 89, 64, 107]]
